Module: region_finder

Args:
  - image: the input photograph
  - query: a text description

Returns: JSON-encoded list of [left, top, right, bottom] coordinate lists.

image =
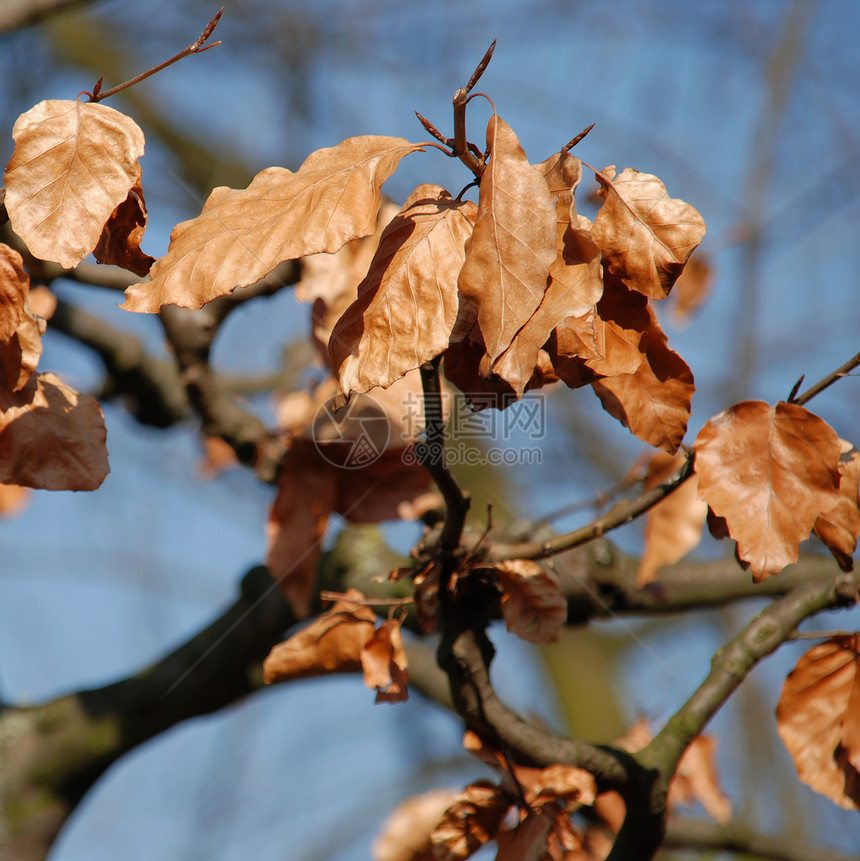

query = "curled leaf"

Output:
[[777, 634, 860, 810], [330, 184, 477, 399], [493, 559, 567, 644], [5, 100, 145, 268], [591, 166, 706, 300], [813, 442, 860, 571], [458, 115, 556, 362], [262, 589, 376, 684]]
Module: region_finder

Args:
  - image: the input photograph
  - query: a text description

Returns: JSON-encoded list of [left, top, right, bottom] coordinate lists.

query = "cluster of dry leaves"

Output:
[[2, 74, 859, 854], [372, 721, 730, 861]]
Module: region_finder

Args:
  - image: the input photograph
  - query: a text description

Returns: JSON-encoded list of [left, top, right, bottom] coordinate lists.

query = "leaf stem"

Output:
[[83, 8, 224, 103]]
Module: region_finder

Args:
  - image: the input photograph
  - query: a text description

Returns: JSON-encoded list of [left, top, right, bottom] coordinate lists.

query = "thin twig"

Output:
[[794, 351, 860, 406], [484, 454, 695, 563], [83, 8, 224, 103]]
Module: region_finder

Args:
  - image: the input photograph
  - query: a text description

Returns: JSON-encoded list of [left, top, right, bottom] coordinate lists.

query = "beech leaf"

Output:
[[0, 243, 29, 342], [122, 136, 424, 312], [670, 734, 732, 824], [4, 100, 145, 269], [93, 168, 155, 276], [493, 559, 567, 644], [637, 452, 707, 586], [372, 788, 460, 861], [265, 452, 338, 618], [591, 166, 706, 300], [776, 634, 860, 810], [361, 617, 410, 703], [297, 201, 401, 366], [329, 184, 477, 399], [591, 314, 695, 453], [0, 372, 109, 491], [429, 782, 510, 861], [458, 115, 556, 362], [262, 589, 376, 683], [493, 223, 602, 396], [694, 401, 843, 580], [813, 442, 860, 571]]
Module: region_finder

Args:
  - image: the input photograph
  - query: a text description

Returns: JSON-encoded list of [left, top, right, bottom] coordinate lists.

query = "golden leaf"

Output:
[[5, 100, 145, 268], [591, 166, 706, 300], [330, 184, 477, 399], [458, 115, 556, 362], [123, 136, 424, 312], [262, 589, 376, 683]]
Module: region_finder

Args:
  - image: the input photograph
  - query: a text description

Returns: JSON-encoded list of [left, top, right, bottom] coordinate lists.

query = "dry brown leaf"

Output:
[[196, 435, 238, 479], [443, 329, 539, 411], [576, 277, 652, 379], [0, 372, 108, 490], [493, 226, 602, 396], [546, 314, 600, 391], [5, 100, 145, 269], [0, 244, 29, 342], [522, 764, 597, 810], [266, 373, 436, 615], [637, 452, 707, 586], [26, 286, 57, 321], [429, 781, 510, 861], [591, 166, 706, 300], [670, 734, 732, 823], [372, 788, 460, 861], [361, 616, 409, 703], [591, 316, 694, 454], [298, 201, 401, 366], [458, 115, 556, 362], [694, 401, 843, 580], [776, 634, 860, 810], [668, 251, 714, 326], [0, 483, 28, 518], [493, 559, 567, 644], [265, 451, 338, 618], [495, 811, 556, 861], [262, 588, 376, 683], [813, 442, 860, 571], [122, 136, 424, 312], [329, 184, 477, 399], [93, 168, 155, 276], [0, 296, 44, 393]]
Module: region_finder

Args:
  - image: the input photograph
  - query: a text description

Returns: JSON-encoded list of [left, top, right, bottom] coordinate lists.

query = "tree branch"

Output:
[[640, 572, 859, 792], [0, 0, 95, 33], [0, 565, 294, 861], [50, 297, 188, 427], [664, 817, 860, 861]]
